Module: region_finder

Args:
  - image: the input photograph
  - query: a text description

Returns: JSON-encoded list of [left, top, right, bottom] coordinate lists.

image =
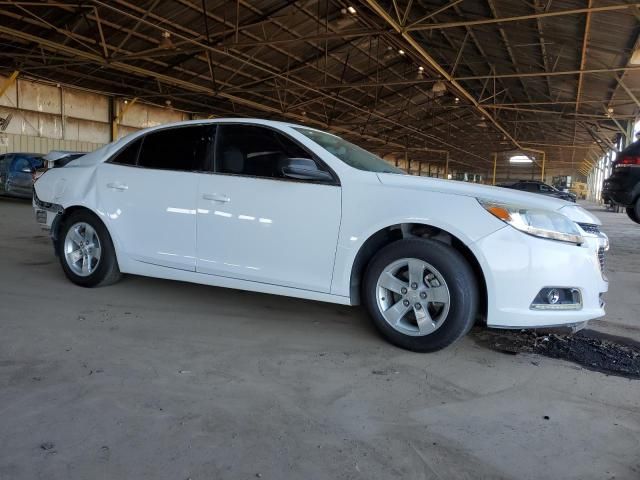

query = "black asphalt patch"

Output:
[[472, 328, 640, 379]]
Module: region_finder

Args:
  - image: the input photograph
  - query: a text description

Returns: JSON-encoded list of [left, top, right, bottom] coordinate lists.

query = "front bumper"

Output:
[[473, 226, 608, 329], [32, 189, 62, 231]]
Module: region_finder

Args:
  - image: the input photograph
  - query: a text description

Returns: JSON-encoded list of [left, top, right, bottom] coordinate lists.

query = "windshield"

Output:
[[294, 127, 404, 174]]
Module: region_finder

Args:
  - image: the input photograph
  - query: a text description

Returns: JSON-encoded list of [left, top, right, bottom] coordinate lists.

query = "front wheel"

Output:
[[626, 199, 640, 224], [57, 209, 121, 287], [363, 239, 478, 352]]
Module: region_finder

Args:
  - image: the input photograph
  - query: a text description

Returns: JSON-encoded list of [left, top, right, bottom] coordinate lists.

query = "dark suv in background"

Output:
[[0, 152, 44, 199], [602, 140, 640, 224], [498, 180, 577, 202]]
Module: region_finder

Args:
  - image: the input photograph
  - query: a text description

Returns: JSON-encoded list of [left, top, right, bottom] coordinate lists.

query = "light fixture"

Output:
[[509, 154, 533, 164], [454, 97, 460, 103], [347, 5, 356, 14], [418, 66, 424, 72], [160, 30, 174, 49], [398, 49, 405, 55], [432, 80, 446, 94], [124, 99, 128, 104]]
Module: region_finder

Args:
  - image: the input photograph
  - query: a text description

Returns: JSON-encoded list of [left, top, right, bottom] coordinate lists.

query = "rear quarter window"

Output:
[[110, 138, 142, 166]]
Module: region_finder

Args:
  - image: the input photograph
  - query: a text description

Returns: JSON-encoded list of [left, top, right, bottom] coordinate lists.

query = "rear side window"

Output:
[[138, 125, 213, 171], [111, 138, 142, 166]]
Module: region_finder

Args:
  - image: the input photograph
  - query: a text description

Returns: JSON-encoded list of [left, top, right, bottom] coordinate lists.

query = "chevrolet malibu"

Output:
[[33, 119, 609, 352]]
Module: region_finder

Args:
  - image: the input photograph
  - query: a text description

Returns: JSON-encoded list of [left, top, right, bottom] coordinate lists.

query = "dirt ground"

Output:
[[1, 198, 639, 479]]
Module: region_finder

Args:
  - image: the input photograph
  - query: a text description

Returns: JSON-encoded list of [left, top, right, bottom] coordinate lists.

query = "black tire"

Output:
[[363, 238, 478, 352], [626, 199, 640, 224], [57, 209, 121, 287]]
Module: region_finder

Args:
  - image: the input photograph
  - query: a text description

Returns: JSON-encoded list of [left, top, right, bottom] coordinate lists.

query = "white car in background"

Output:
[[33, 119, 609, 352]]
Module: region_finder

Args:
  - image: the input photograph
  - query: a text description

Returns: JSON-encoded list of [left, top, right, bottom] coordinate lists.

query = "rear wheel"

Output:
[[626, 198, 640, 224], [57, 210, 121, 287], [363, 239, 478, 352]]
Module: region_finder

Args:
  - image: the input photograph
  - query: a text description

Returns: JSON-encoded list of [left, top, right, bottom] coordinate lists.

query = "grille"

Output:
[[578, 223, 600, 235], [598, 247, 606, 273]]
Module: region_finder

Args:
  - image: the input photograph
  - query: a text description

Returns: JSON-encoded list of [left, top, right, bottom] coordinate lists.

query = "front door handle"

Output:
[[106, 182, 128, 191], [202, 193, 230, 203]]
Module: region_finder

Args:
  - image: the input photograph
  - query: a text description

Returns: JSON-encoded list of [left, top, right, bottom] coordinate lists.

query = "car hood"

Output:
[[376, 173, 601, 225]]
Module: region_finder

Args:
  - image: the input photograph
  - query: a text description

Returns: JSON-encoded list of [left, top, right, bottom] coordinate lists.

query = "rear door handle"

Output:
[[202, 193, 230, 203], [106, 182, 128, 191]]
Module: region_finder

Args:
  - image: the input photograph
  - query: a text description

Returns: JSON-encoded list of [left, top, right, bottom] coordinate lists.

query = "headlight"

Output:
[[478, 199, 583, 245]]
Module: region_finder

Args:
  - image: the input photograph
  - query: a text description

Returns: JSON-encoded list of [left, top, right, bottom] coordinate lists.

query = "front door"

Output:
[[196, 124, 342, 293]]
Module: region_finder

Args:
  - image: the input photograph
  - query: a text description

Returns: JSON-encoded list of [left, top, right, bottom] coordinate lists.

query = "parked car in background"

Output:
[[601, 140, 640, 224], [498, 180, 577, 202], [33, 119, 608, 352], [33, 151, 85, 182], [0, 152, 44, 199]]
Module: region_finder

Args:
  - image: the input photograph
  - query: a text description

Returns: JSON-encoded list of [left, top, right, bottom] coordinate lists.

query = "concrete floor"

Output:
[[0, 198, 638, 480]]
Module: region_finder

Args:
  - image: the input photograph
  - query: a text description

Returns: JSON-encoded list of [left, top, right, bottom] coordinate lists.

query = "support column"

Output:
[[492, 152, 497, 185], [444, 152, 449, 178], [112, 97, 137, 141]]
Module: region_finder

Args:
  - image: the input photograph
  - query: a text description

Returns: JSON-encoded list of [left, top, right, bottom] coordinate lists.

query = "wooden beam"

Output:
[[0, 70, 18, 98]]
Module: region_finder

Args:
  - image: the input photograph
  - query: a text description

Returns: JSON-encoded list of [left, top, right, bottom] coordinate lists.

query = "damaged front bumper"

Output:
[[33, 188, 62, 236]]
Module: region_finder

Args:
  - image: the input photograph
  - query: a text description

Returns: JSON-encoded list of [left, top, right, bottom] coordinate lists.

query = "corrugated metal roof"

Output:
[[0, 0, 638, 177]]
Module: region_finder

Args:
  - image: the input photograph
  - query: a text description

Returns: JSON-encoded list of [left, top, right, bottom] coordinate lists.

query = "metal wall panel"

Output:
[[0, 133, 103, 155], [1, 76, 191, 153], [18, 79, 61, 115], [63, 88, 109, 122], [119, 99, 186, 130]]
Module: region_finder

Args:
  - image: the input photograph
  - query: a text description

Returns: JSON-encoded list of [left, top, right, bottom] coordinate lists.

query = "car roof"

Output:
[[2, 152, 41, 157], [109, 117, 324, 154], [137, 117, 304, 134]]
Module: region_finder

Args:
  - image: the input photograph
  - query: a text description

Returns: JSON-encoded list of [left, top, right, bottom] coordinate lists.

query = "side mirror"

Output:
[[281, 158, 333, 182]]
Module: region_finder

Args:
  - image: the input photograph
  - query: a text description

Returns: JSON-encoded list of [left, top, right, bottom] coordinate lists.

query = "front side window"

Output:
[[216, 124, 322, 179], [137, 125, 214, 171], [30, 157, 44, 169], [294, 127, 404, 174]]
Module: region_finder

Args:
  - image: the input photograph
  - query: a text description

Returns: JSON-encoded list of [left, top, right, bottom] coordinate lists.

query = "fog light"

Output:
[[531, 288, 582, 310]]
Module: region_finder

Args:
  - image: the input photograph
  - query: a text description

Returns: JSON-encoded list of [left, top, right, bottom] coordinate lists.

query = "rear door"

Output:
[[97, 125, 214, 271]]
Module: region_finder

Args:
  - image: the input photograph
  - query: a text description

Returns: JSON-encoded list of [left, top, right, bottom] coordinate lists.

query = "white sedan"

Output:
[[33, 119, 609, 352]]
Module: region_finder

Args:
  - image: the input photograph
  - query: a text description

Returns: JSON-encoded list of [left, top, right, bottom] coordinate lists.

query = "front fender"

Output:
[[330, 183, 505, 300]]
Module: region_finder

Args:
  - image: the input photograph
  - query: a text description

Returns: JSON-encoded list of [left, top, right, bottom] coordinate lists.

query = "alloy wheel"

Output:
[[63, 222, 102, 277], [375, 258, 451, 336]]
